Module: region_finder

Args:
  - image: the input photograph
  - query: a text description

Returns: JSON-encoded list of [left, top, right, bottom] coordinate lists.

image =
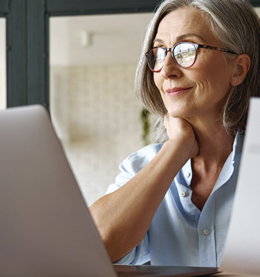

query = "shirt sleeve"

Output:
[[106, 143, 162, 265], [106, 143, 162, 194]]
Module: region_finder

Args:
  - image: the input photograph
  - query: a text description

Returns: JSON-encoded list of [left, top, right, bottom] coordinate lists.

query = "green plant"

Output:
[[140, 108, 150, 146]]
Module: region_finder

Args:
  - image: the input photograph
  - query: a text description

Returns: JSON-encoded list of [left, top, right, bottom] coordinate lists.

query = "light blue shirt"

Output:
[[107, 132, 243, 267]]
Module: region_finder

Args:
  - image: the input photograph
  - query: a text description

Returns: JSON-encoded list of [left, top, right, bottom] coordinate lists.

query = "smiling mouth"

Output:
[[165, 87, 192, 96]]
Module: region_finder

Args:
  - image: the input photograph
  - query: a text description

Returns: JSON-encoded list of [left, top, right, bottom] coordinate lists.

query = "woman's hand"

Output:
[[164, 114, 199, 159]]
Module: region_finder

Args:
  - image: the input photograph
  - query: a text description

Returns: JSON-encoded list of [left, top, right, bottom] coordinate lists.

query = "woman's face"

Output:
[[153, 7, 235, 123]]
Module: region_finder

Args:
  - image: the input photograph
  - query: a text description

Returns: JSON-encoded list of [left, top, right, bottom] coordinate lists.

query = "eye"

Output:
[[156, 47, 166, 61], [153, 43, 164, 48]]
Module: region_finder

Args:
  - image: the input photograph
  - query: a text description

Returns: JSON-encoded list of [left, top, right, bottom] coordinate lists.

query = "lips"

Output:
[[165, 87, 192, 96]]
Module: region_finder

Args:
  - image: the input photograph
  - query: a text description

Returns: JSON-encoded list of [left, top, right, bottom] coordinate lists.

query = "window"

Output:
[[0, 18, 6, 109]]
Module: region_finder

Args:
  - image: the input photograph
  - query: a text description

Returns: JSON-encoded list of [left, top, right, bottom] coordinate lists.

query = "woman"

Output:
[[90, 0, 260, 267]]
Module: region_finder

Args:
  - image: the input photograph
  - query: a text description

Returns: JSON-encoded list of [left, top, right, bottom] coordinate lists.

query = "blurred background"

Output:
[[50, 13, 153, 205]]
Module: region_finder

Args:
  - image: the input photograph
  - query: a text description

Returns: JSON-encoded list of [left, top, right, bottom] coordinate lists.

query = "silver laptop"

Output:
[[220, 97, 260, 275], [0, 105, 217, 277]]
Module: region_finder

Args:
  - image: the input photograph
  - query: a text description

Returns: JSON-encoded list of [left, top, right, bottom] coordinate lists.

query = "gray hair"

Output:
[[135, 0, 260, 142]]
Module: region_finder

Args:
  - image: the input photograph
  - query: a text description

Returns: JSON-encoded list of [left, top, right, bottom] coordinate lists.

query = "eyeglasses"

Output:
[[145, 42, 238, 72]]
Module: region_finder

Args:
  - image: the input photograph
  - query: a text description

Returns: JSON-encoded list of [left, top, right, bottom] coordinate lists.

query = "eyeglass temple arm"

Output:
[[197, 44, 238, 55]]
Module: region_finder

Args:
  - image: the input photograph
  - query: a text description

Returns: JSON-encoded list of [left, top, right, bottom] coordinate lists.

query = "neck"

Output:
[[182, 114, 236, 211], [187, 116, 235, 169]]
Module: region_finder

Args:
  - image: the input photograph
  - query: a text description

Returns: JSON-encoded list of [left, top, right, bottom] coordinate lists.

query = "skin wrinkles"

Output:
[[153, 7, 235, 130]]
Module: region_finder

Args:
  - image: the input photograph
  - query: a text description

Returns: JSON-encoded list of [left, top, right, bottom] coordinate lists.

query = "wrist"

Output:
[[164, 135, 198, 160]]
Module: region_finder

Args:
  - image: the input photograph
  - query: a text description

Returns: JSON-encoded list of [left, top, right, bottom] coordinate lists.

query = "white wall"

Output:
[[50, 64, 145, 205]]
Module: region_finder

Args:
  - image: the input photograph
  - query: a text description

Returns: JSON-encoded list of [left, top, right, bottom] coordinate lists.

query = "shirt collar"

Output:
[[231, 131, 244, 163], [212, 131, 244, 192], [179, 131, 244, 190]]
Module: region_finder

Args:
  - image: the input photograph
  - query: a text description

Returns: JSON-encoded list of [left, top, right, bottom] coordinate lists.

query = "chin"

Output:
[[166, 102, 191, 117], [167, 109, 188, 119]]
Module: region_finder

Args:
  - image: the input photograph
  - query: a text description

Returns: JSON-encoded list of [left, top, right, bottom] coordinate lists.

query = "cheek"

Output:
[[193, 58, 232, 94]]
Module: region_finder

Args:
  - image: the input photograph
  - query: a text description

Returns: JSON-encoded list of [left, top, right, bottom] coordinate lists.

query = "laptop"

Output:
[[220, 97, 260, 275], [0, 105, 217, 276]]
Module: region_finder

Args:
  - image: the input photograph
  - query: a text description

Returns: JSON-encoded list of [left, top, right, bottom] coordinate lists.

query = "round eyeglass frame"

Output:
[[145, 42, 238, 72]]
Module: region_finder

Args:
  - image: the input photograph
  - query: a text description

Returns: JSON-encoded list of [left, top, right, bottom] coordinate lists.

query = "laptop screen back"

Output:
[[0, 105, 116, 277]]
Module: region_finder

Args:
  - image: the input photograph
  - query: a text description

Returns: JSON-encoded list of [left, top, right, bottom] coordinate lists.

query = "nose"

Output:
[[160, 50, 182, 79]]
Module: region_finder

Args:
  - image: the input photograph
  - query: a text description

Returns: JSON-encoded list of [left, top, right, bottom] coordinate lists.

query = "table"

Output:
[[214, 272, 260, 277]]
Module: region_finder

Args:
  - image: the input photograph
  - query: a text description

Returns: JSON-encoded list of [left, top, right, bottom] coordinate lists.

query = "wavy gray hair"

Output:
[[135, 0, 260, 142]]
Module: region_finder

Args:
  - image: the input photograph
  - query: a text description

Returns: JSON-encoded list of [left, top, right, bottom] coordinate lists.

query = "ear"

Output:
[[231, 54, 251, 86]]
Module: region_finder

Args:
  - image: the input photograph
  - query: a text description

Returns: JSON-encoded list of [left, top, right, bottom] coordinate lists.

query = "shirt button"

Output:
[[203, 229, 210, 236], [181, 191, 186, 197], [185, 172, 191, 178]]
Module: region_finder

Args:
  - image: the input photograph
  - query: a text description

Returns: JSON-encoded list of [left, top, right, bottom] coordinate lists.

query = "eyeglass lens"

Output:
[[147, 42, 197, 71]]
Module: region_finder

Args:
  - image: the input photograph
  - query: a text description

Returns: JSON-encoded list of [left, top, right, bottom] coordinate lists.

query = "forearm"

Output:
[[89, 139, 193, 262]]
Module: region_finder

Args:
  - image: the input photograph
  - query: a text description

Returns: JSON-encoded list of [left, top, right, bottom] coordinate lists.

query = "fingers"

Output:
[[163, 114, 193, 140], [164, 113, 186, 139]]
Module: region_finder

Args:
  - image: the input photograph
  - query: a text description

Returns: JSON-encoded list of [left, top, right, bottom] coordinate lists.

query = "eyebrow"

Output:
[[153, 33, 206, 45]]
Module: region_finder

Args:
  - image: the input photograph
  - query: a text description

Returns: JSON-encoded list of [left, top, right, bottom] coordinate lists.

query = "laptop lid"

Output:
[[0, 105, 217, 277], [220, 97, 260, 275], [0, 105, 117, 277]]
